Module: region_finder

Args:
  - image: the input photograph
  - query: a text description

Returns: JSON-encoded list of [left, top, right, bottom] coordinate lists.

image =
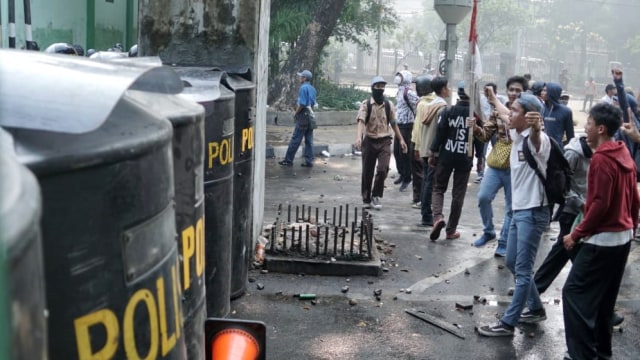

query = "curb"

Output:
[[266, 143, 355, 159]]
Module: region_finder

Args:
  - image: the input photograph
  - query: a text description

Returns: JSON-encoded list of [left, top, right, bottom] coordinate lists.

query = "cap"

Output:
[[517, 93, 543, 113], [560, 91, 570, 99], [371, 76, 386, 86], [297, 70, 312, 80]]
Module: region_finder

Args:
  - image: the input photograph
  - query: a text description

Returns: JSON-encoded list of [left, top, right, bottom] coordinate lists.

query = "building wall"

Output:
[[1, 0, 137, 52]]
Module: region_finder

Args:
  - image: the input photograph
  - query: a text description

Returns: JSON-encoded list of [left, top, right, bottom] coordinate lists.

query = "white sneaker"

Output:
[[372, 196, 382, 210]]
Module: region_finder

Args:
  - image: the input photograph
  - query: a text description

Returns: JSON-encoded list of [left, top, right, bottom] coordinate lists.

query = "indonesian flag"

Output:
[[465, 0, 483, 157]]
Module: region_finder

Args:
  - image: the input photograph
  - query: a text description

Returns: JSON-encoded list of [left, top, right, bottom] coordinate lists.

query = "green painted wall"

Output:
[[1, 0, 138, 52]]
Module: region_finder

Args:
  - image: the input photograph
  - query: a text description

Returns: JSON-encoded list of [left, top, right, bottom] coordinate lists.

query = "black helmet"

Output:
[[44, 42, 77, 55], [415, 75, 434, 97], [86, 48, 96, 57], [72, 44, 85, 57], [128, 44, 138, 57]]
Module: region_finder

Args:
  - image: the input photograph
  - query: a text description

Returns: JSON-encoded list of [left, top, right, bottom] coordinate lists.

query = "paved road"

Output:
[[231, 154, 640, 360]]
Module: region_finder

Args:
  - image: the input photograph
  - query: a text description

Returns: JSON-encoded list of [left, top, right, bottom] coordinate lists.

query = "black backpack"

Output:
[[365, 99, 391, 125], [523, 135, 573, 206]]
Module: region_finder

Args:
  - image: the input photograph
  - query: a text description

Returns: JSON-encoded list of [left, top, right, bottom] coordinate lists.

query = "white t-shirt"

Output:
[[600, 95, 613, 104], [509, 128, 551, 210]]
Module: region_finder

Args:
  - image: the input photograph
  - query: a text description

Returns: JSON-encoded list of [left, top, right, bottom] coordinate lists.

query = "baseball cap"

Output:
[[297, 70, 312, 80], [371, 76, 386, 86]]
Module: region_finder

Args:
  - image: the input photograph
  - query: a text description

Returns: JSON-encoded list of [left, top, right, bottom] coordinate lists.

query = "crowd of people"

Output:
[[351, 70, 640, 360]]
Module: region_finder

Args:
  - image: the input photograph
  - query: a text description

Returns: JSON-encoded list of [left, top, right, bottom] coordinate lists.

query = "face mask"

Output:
[[372, 88, 385, 104], [394, 75, 403, 85]]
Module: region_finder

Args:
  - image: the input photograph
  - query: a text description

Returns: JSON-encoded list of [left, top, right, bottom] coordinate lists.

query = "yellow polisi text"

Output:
[[73, 261, 182, 360]]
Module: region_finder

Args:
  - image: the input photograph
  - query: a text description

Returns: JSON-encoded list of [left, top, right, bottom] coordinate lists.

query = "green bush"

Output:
[[314, 79, 371, 111]]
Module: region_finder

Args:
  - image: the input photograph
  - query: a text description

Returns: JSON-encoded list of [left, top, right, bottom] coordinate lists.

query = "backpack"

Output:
[[365, 99, 391, 125], [523, 135, 573, 206], [403, 87, 415, 117]]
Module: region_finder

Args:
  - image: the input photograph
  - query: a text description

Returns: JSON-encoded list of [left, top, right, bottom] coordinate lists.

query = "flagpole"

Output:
[[467, 0, 479, 158]]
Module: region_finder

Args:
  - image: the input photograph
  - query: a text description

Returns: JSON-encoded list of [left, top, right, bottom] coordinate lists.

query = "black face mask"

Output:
[[372, 88, 385, 104]]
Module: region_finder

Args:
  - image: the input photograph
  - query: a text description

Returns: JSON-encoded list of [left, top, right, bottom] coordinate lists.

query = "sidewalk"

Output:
[[267, 98, 589, 161]]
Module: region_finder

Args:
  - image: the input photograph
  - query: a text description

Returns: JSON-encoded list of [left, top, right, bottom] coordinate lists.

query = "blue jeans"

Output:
[[501, 206, 549, 327], [420, 158, 434, 223], [477, 167, 511, 241], [284, 124, 313, 164]]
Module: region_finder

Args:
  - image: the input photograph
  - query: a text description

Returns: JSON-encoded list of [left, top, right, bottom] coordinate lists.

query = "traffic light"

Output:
[[205, 318, 265, 360]]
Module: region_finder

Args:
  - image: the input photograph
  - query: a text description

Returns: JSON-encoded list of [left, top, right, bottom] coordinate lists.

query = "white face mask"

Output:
[[394, 75, 403, 85]]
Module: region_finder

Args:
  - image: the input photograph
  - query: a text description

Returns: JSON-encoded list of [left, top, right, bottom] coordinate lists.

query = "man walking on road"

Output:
[[478, 94, 550, 337], [428, 81, 472, 240], [393, 70, 419, 193], [412, 76, 448, 226], [355, 76, 407, 210], [279, 70, 317, 167], [583, 77, 596, 111], [562, 103, 639, 360]]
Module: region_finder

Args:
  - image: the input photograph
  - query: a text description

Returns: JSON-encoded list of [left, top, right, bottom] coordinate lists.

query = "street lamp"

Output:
[[434, 0, 472, 84]]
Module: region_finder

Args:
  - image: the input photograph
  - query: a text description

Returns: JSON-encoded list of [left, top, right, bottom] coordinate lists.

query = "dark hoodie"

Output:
[[572, 140, 640, 241], [543, 82, 574, 145]]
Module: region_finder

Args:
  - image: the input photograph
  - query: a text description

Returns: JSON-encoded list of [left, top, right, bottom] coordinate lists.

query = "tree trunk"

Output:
[[268, 0, 347, 110]]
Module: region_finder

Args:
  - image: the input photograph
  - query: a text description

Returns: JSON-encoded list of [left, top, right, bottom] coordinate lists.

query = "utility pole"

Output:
[[376, 0, 382, 76]]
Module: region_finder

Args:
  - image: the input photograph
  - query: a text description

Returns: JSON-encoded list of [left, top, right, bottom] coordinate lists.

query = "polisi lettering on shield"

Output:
[[241, 126, 254, 152], [208, 135, 234, 169], [73, 259, 183, 360], [181, 214, 205, 291]]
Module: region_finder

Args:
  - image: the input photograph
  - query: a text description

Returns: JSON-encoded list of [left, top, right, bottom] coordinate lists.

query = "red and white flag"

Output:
[[465, 0, 483, 157]]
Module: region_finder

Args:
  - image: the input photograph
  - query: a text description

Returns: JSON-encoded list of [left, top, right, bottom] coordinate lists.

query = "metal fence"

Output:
[[266, 203, 374, 261]]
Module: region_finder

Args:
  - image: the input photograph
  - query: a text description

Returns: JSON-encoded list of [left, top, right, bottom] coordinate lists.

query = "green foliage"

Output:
[[314, 79, 372, 110], [268, 0, 399, 83]]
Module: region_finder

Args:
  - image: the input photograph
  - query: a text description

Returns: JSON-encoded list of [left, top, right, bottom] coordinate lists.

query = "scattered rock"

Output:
[[415, 255, 423, 260], [464, 268, 470, 275], [345, 278, 351, 282], [367, 280, 374, 285], [311, 299, 318, 306], [554, 298, 561, 305], [497, 264, 505, 270], [341, 286, 350, 293], [405, 288, 412, 294], [490, 287, 494, 292], [334, 175, 343, 181], [444, 280, 450, 284], [256, 283, 265, 290], [507, 287, 514, 296], [349, 299, 358, 306], [260, 269, 269, 274], [528, 332, 535, 338], [400, 269, 409, 273], [248, 277, 256, 283], [455, 302, 473, 311], [373, 289, 382, 296], [382, 267, 389, 272]]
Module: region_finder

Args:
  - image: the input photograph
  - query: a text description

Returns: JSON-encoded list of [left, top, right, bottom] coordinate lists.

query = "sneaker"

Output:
[[363, 202, 372, 209], [399, 181, 410, 192], [519, 308, 547, 323], [421, 217, 434, 227], [430, 219, 446, 241], [477, 321, 514, 337], [393, 177, 403, 185], [278, 160, 293, 166], [372, 197, 382, 210], [494, 243, 507, 257], [611, 312, 625, 327], [473, 234, 496, 247], [411, 201, 421, 209], [446, 231, 460, 240], [473, 176, 483, 184], [301, 162, 313, 167]]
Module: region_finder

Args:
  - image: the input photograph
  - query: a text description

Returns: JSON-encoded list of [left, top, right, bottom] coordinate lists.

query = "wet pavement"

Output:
[[232, 100, 640, 359]]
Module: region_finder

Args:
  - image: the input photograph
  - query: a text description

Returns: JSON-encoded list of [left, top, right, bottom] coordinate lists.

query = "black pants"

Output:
[[394, 124, 413, 183], [563, 242, 630, 359], [534, 212, 579, 294], [411, 142, 423, 202]]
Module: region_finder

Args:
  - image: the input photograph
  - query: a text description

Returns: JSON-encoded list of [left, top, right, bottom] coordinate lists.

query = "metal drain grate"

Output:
[[265, 203, 374, 261]]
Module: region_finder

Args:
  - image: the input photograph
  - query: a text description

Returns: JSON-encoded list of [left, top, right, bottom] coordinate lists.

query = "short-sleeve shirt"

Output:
[[298, 82, 317, 107], [510, 128, 551, 210], [357, 98, 396, 139]]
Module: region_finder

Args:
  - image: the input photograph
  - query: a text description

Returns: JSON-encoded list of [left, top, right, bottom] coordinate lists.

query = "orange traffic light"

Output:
[[205, 318, 265, 360]]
